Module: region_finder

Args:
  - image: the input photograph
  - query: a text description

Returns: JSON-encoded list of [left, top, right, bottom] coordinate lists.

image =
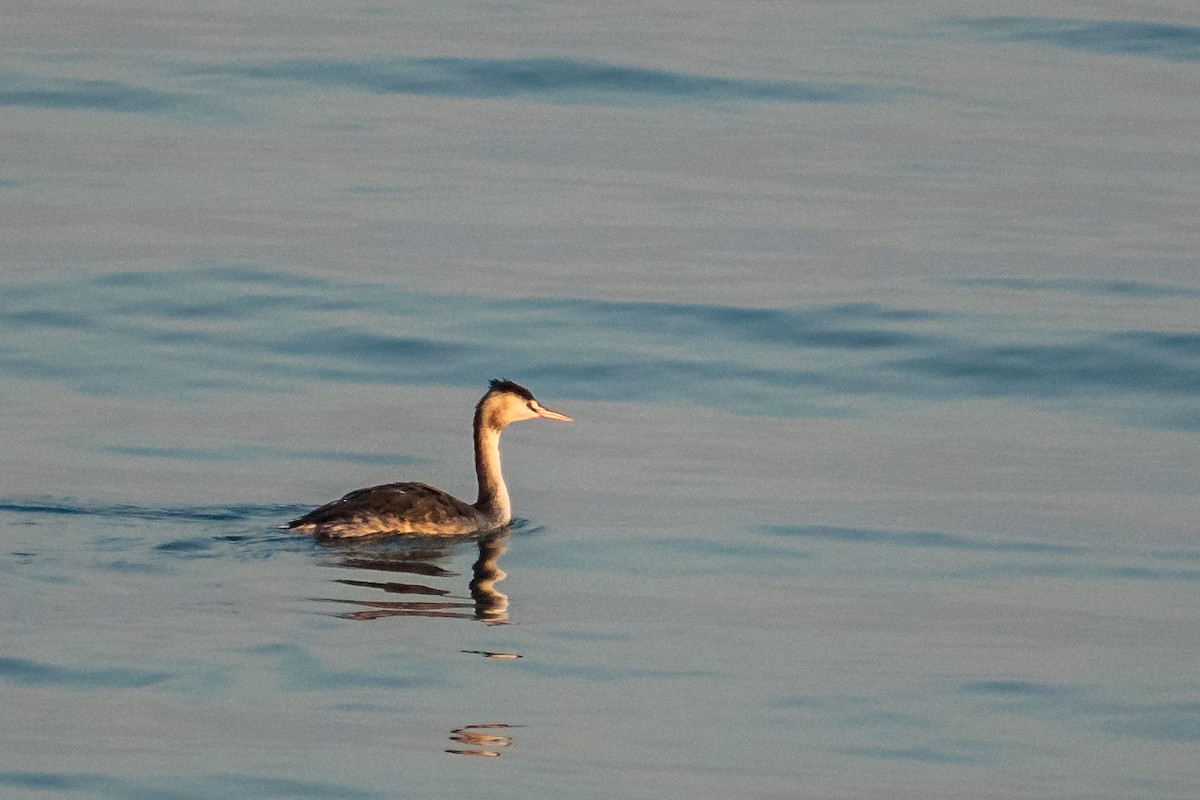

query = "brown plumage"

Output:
[[286, 380, 571, 538]]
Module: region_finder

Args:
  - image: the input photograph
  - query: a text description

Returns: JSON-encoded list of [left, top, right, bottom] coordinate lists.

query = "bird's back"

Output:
[[286, 482, 488, 538]]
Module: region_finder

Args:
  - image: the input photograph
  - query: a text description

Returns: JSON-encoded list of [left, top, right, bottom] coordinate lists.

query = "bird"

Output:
[[286, 379, 572, 538]]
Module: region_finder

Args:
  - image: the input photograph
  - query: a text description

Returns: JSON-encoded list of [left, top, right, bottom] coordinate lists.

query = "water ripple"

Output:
[[762, 525, 1084, 554], [890, 333, 1200, 405], [957, 277, 1200, 299], [961, 680, 1200, 743], [839, 743, 994, 765], [0, 71, 217, 117], [243, 643, 442, 691], [0, 657, 170, 690], [0, 499, 304, 524], [190, 56, 912, 106], [105, 445, 423, 467], [0, 771, 385, 800], [950, 17, 1200, 62], [4, 267, 1197, 428], [961, 680, 1076, 698]]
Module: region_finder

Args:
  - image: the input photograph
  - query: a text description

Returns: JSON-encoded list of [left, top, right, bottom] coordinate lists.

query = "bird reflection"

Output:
[[315, 531, 512, 623], [446, 723, 519, 757], [468, 534, 509, 621]]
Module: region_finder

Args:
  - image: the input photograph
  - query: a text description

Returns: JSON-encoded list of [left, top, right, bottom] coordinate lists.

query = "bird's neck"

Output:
[[473, 419, 511, 525]]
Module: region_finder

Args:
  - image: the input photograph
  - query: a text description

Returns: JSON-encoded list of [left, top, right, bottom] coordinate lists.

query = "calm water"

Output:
[[2, 2, 1199, 798]]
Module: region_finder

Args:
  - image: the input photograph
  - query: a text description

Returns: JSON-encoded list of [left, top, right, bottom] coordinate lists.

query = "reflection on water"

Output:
[[446, 723, 519, 757], [313, 534, 522, 758], [462, 650, 522, 660], [468, 535, 510, 622], [315, 532, 512, 623]]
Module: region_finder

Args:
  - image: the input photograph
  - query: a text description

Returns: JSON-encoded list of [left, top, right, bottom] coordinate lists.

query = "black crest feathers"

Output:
[[487, 378, 536, 402]]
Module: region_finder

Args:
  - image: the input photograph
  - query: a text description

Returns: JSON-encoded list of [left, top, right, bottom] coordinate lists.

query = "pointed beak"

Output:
[[536, 406, 572, 422]]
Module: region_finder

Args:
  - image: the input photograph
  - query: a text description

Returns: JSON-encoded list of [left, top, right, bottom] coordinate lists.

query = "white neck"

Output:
[[473, 423, 511, 525]]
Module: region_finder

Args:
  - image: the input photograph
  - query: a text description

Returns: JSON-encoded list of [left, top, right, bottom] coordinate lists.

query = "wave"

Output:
[[949, 17, 1200, 62], [0, 771, 386, 799], [104, 445, 422, 467], [4, 266, 1198, 429], [190, 55, 913, 106], [761, 524, 1083, 554], [763, 525, 1200, 584], [956, 277, 1200, 299], [0, 657, 169, 690], [0, 499, 305, 523], [0, 71, 218, 117], [960, 680, 1200, 744], [891, 333, 1200, 399]]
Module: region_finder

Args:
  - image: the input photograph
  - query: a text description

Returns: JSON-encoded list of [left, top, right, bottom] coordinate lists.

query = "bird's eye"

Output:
[[527, 402, 537, 411]]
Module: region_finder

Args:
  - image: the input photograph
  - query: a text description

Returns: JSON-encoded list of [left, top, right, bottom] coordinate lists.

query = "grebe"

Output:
[[286, 379, 571, 538]]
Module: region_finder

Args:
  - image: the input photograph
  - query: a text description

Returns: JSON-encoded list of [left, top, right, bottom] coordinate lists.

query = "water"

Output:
[[2, 2, 1198, 798]]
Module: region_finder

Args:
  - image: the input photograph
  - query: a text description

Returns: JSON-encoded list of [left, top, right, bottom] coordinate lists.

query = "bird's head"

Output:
[[478, 379, 572, 431]]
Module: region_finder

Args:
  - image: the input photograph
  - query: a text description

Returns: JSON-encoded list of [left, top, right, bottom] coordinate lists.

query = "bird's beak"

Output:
[[536, 406, 573, 422]]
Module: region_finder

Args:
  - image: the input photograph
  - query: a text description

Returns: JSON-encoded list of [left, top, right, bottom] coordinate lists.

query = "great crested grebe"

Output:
[[286, 379, 571, 538]]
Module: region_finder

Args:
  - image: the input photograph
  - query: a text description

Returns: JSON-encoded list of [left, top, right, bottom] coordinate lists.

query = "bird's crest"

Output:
[[488, 378, 536, 402]]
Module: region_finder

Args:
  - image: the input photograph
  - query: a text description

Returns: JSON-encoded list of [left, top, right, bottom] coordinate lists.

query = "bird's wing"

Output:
[[287, 482, 482, 536]]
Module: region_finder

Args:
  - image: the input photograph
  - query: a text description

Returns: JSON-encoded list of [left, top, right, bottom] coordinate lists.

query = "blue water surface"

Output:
[[2, 2, 1198, 799]]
